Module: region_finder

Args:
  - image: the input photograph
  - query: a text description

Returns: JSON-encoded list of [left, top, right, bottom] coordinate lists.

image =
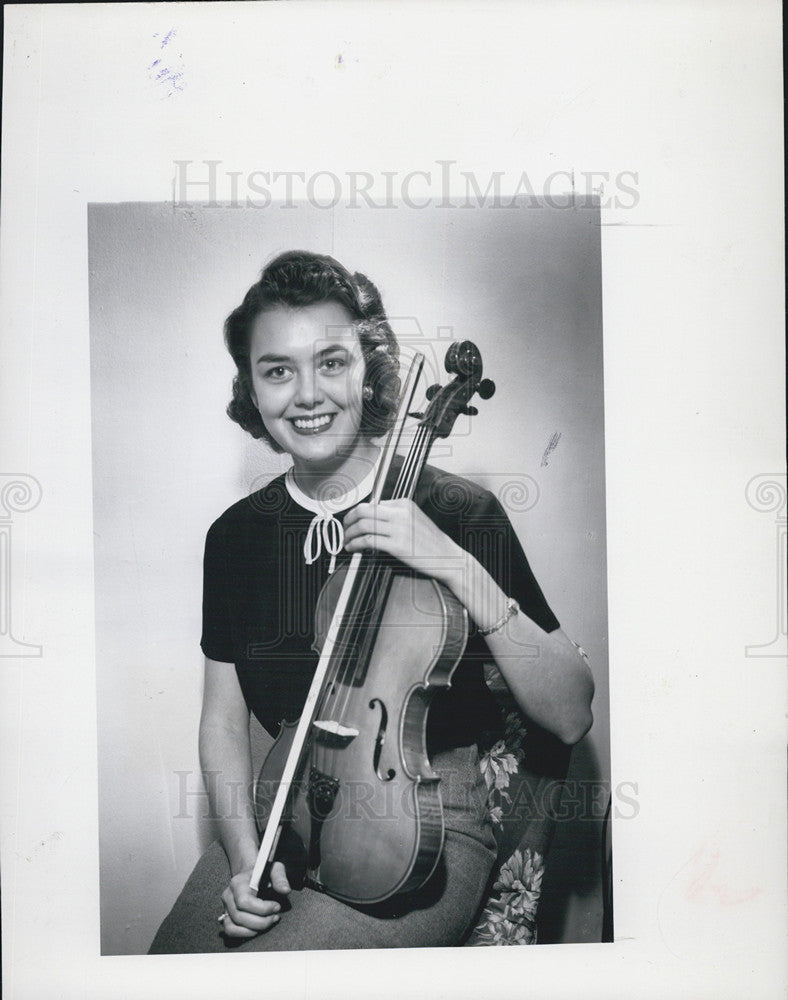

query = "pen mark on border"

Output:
[[149, 28, 186, 98]]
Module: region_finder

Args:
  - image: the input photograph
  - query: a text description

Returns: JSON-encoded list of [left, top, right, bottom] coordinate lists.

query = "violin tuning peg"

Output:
[[408, 411, 424, 420], [477, 379, 496, 400], [464, 405, 478, 417], [425, 383, 441, 401]]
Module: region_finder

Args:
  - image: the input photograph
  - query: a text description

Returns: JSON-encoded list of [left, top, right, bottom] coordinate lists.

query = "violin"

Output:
[[251, 342, 495, 904]]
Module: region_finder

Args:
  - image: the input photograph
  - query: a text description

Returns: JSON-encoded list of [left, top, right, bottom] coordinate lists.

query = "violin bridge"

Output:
[[312, 719, 359, 747]]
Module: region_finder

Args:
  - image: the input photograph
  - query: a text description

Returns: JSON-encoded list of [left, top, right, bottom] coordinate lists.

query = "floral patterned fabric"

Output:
[[464, 661, 573, 946], [469, 847, 544, 946], [478, 710, 528, 825]]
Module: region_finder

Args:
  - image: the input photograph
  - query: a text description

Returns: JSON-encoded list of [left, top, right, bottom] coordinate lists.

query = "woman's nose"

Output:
[[292, 372, 324, 408]]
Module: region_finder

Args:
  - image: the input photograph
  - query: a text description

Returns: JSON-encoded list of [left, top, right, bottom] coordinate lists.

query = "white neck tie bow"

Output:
[[303, 513, 345, 575], [284, 464, 379, 575]]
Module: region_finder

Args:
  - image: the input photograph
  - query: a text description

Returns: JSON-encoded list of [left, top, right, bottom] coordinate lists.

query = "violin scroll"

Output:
[[445, 340, 480, 378], [421, 341, 496, 440]]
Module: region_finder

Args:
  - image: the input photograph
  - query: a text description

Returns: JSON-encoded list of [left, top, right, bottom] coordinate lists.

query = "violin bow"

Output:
[[249, 351, 426, 893]]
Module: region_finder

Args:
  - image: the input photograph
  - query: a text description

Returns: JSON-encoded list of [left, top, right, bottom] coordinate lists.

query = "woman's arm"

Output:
[[199, 657, 290, 937], [199, 657, 259, 876], [437, 553, 594, 745], [343, 500, 594, 745]]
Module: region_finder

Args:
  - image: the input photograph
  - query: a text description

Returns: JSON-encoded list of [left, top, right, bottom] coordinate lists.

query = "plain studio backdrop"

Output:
[[88, 198, 608, 955]]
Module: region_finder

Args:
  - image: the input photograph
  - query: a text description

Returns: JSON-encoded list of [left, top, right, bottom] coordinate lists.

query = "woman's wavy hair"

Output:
[[224, 250, 401, 451]]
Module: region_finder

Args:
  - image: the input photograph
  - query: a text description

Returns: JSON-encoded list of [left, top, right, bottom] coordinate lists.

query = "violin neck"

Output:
[[372, 351, 435, 504], [387, 421, 436, 502]]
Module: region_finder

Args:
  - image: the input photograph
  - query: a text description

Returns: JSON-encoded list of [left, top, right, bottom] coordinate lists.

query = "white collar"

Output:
[[284, 464, 379, 514]]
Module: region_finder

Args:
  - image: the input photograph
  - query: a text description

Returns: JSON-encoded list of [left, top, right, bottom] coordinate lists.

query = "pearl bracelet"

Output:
[[478, 598, 520, 636]]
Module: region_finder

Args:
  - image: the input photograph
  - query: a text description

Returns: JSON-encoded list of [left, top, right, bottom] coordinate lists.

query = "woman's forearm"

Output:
[[440, 548, 595, 745], [198, 720, 260, 876]]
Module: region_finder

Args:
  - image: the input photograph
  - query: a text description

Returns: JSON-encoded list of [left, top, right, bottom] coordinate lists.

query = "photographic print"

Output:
[[88, 195, 610, 955], [0, 3, 783, 999]]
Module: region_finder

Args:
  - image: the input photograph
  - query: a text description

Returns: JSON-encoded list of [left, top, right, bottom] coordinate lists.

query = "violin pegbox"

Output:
[[421, 341, 496, 439]]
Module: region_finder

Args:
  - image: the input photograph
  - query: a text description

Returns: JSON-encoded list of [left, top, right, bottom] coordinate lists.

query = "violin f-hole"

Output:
[[369, 698, 396, 781]]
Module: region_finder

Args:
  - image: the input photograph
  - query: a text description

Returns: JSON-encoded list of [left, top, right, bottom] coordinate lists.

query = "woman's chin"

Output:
[[285, 436, 346, 467], [285, 434, 375, 475]]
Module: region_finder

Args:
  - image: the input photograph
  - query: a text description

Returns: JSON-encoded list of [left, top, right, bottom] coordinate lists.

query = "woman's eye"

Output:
[[263, 366, 291, 381], [320, 357, 347, 374]]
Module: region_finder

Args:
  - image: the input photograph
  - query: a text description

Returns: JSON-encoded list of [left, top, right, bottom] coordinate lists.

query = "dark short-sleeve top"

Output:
[[201, 462, 559, 752]]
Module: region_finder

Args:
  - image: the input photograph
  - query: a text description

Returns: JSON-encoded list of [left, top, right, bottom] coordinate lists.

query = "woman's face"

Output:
[[248, 301, 367, 470]]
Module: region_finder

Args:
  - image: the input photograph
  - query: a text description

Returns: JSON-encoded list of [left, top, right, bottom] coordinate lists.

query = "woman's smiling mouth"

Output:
[[288, 413, 337, 434]]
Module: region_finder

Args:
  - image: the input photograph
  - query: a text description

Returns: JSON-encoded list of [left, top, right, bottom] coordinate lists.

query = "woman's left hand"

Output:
[[343, 500, 461, 583]]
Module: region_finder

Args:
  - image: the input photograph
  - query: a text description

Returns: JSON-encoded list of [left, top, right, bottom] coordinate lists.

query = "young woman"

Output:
[[149, 250, 593, 953]]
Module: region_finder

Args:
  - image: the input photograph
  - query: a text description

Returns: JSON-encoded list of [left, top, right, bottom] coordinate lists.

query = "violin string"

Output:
[[323, 425, 435, 747], [322, 422, 435, 769], [325, 424, 425, 716], [312, 418, 424, 768], [313, 426, 418, 773], [317, 422, 429, 761]]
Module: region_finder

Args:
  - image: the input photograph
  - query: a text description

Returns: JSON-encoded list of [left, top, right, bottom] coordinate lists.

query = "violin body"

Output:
[[254, 565, 468, 904]]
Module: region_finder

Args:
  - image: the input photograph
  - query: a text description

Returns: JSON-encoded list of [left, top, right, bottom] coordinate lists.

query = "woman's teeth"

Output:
[[292, 414, 333, 431]]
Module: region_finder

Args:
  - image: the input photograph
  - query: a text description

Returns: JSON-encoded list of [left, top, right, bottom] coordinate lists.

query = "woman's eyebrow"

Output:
[[316, 343, 351, 356], [254, 344, 350, 365], [255, 352, 291, 365]]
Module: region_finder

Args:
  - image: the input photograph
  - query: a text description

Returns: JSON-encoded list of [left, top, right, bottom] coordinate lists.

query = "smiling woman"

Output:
[[148, 249, 594, 953], [248, 301, 373, 477], [223, 250, 401, 452]]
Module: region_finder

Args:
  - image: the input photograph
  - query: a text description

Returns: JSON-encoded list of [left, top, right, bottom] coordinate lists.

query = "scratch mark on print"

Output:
[[541, 431, 561, 467]]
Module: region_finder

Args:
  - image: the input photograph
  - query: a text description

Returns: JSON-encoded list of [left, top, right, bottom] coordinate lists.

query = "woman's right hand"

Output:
[[219, 861, 291, 939]]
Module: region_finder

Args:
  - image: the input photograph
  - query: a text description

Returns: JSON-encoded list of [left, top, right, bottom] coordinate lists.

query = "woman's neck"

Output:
[[290, 441, 381, 501]]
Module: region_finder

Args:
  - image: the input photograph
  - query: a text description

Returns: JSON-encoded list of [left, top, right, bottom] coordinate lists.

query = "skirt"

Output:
[[148, 744, 497, 953]]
